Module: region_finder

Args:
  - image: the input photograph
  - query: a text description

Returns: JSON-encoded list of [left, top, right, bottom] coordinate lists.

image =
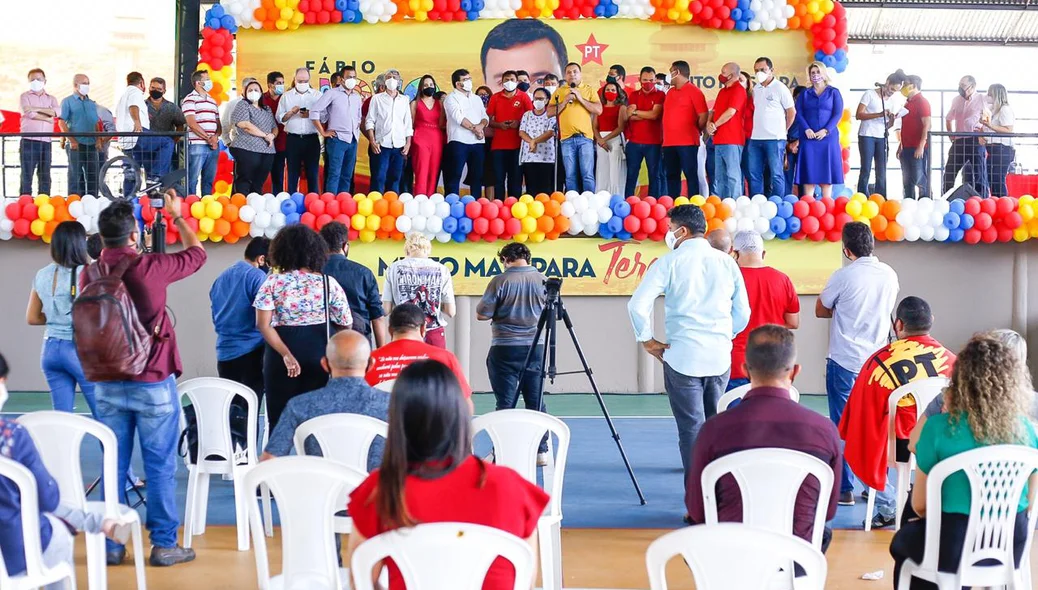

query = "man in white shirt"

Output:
[[443, 68, 489, 198], [816, 221, 899, 506], [628, 204, 750, 493], [365, 68, 413, 194], [747, 57, 795, 198], [277, 67, 321, 194], [116, 71, 173, 195]]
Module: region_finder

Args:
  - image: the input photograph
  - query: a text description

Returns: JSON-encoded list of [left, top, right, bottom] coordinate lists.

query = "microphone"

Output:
[[569, 82, 577, 89], [874, 82, 884, 88]]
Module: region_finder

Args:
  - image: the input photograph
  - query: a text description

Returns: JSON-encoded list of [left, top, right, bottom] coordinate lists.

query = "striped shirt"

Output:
[[181, 90, 219, 145], [476, 265, 546, 346]]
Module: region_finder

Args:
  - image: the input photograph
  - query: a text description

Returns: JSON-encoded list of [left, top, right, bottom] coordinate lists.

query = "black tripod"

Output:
[[513, 279, 646, 504]]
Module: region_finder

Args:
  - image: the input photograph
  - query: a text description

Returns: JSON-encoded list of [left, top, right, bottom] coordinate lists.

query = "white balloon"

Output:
[[749, 0, 761, 10], [561, 202, 576, 218], [583, 221, 600, 236], [934, 225, 950, 242], [920, 225, 935, 241], [724, 218, 738, 234], [97, 197, 111, 211], [581, 191, 595, 202], [398, 193, 413, 202], [276, 192, 290, 202], [403, 201, 420, 218], [272, 212, 287, 228], [573, 196, 589, 214], [264, 227, 278, 239], [0, 219, 12, 232], [904, 225, 921, 242], [564, 190, 579, 201], [567, 218, 584, 235], [83, 201, 100, 217], [414, 194, 429, 203], [435, 232, 451, 243], [895, 211, 912, 227], [762, 202, 778, 219], [254, 211, 271, 229], [748, 20, 762, 31], [899, 197, 917, 213], [735, 195, 752, 209], [737, 218, 754, 232], [751, 194, 767, 205], [411, 216, 427, 232], [427, 216, 443, 234], [783, 4, 794, 17], [238, 205, 256, 223], [929, 211, 945, 228], [746, 204, 761, 219], [934, 199, 951, 214], [722, 198, 737, 212], [762, 230, 776, 240], [419, 201, 436, 218], [81, 194, 97, 207], [0, 230, 11, 241], [597, 207, 612, 224], [753, 217, 770, 234], [580, 209, 598, 225], [430, 193, 445, 203], [763, 19, 776, 31], [395, 216, 412, 233], [68, 201, 84, 218], [78, 215, 93, 232], [434, 202, 451, 219], [265, 198, 281, 215], [917, 198, 934, 213]]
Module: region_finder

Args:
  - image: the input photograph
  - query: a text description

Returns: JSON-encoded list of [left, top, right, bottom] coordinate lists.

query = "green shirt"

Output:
[[916, 411, 1038, 514]]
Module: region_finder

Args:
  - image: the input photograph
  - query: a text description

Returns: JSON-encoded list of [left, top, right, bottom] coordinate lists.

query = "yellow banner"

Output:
[[347, 237, 840, 296]]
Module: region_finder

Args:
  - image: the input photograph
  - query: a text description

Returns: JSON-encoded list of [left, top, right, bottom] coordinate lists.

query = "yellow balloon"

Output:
[[674, 196, 690, 206], [519, 194, 534, 204], [197, 233, 210, 242], [34, 195, 49, 207], [529, 201, 545, 218], [38, 203, 55, 221], [274, 0, 287, 7], [520, 217, 537, 234], [844, 200, 862, 217], [42, 233, 52, 244], [357, 199, 374, 216], [862, 200, 880, 219], [199, 217, 215, 234], [359, 230, 377, 243], [210, 234, 224, 243], [530, 231, 546, 243], [201, 194, 215, 202], [690, 195, 706, 206], [850, 192, 867, 203], [1020, 194, 1035, 205], [667, 8, 679, 20], [368, 191, 383, 201], [351, 213, 367, 231], [190, 201, 206, 219], [291, 12, 305, 25], [30, 219, 46, 236], [1020, 203, 1034, 222], [514, 232, 529, 243], [1014, 228, 1030, 243], [415, 11, 428, 20], [1029, 219, 1038, 238], [276, 19, 288, 30], [511, 202, 529, 219], [205, 201, 223, 219], [365, 214, 381, 231]]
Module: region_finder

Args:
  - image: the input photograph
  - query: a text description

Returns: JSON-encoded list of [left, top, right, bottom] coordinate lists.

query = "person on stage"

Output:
[[519, 87, 557, 196], [487, 70, 532, 199], [794, 61, 844, 198], [661, 61, 708, 197], [410, 75, 446, 197], [443, 69, 489, 198], [624, 67, 665, 198], [276, 68, 322, 194], [366, 69, 413, 194], [550, 62, 601, 194]]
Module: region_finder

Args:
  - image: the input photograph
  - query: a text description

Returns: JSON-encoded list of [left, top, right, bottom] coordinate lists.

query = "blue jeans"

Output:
[[370, 146, 404, 194], [94, 375, 181, 550], [187, 143, 219, 196], [624, 142, 661, 197], [561, 135, 595, 193], [663, 145, 699, 197], [325, 137, 359, 194], [857, 136, 888, 197], [20, 139, 52, 195], [900, 146, 930, 199], [748, 139, 785, 197], [492, 148, 522, 199], [826, 358, 857, 494], [487, 345, 548, 453], [444, 141, 485, 197], [41, 338, 98, 416], [785, 148, 798, 197], [714, 144, 743, 198], [68, 145, 101, 197], [126, 134, 174, 197], [664, 363, 729, 493]]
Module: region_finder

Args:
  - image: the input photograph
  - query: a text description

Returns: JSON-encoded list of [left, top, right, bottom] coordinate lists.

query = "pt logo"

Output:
[[575, 34, 609, 66]]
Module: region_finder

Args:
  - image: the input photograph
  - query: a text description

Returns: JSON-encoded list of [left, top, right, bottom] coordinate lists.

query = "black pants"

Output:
[[445, 141, 485, 197], [262, 324, 331, 429], [492, 149, 522, 198], [987, 144, 1015, 198], [231, 147, 275, 195], [942, 138, 989, 197], [269, 150, 286, 194], [523, 163, 555, 197], [217, 345, 265, 426], [286, 134, 321, 194]]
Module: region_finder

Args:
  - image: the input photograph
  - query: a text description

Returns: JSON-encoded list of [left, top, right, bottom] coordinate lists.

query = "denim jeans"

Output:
[[625, 142, 661, 197], [444, 141, 485, 197], [126, 134, 174, 197], [325, 136, 359, 194], [560, 135, 595, 193], [492, 148, 522, 198], [899, 146, 930, 199], [20, 138, 52, 195], [714, 144, 743, 198], [748, 139, 785, 197], [187, 143, 219, 196], [663, 362, 729, 492], [663, 145, 699, 197], [370, 146, 405, 194], [94, 374, 181, 550], [857, 136, 888, 197], [41, 337, 98, 416], [826, 358, 857, 494], [487, 345, 548, 452], [987, 144, 1015, 198], [68, 145, 101, 197]]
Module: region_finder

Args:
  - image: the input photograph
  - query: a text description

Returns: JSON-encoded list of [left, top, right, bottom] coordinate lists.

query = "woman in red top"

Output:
[[410, 75, 446, 197], [347, 360, 549, 590], [593, 81, 628, 197]]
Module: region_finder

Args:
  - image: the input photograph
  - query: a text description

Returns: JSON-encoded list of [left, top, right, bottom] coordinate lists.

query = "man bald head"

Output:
[[321, 330, 372, 377], [707, 228, 732, 254]]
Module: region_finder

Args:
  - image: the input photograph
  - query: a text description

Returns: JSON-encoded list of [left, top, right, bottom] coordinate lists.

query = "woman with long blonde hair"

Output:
[[981, 83, 1016, 197], [793, 61, 844, 198], [381, 232, 456, 348]]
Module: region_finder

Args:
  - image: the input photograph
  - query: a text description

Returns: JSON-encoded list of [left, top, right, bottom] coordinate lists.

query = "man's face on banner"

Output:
[[484, 39, 563, 94]]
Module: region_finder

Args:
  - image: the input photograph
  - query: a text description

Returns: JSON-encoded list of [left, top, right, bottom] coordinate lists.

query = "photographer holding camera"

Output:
[[476, 242, 550, 464]]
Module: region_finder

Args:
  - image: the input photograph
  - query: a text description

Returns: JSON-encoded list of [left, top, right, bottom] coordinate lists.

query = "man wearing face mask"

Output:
[[365, 69, 414, 194], [628, 204, 750, 498], [747, 57, 795, 198], [516, 70, 533, 100], [943, 75, 989, 196], [897, 75, 931, 199], [260, 71, 288, 193], [20, 68, 59, 196], [444, 68, 489, 198], [488, 70, 533, 199], [707, 63, 747, 199], [550, 62, 602, 193], [181, 70, 223, 197], [608, 64, 628, 91], [116, 71, 175, 196], [625, 66, 665, 198], [311, 65, 364, 194], [145, 78, 187, 182], [58, 73, 101, 197], [662, 61, 708, 198], [277, 67, 321, 194]]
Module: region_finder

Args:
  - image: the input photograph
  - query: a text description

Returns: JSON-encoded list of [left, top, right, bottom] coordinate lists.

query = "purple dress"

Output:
[[794, 85, 844, 186]]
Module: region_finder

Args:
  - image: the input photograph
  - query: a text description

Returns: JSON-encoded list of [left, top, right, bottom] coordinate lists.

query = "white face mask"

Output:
[[533, 99, 546, 110], [543, 85, 558, 96], [343, 77, 358, 90], [385, 78, 399, 91], [665, 229, 682, 250], [295, 81, 309, 92], [0, 382, 7, 412], [247, 91, 262, 102], [655, 83, 666, 92], [201, 80, 214, 92], [755, 71, 770, 84], [29, 79, 45, 92], [78, 84, 90, 96], [461, 79, 473, 92], [274, 84, 285, 95], [503, 80, 518, 92]]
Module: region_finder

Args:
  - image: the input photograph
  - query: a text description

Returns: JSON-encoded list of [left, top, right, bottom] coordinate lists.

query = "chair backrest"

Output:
[[717, 384, 801, 413], [471, 409, 570, 517], [374, 380, 395, 393], [18, 410, 120, 517], [919, 445, 1038, 585], [645, 523, 826, 590], [244, 456, 367, 590], [0, 456, 53, 583], [701, 448, 834, 548], [178, 377, 258, 466], [886, 377, 949, 465], [293, 413, 388, 473], [350, 522, 536, 590]]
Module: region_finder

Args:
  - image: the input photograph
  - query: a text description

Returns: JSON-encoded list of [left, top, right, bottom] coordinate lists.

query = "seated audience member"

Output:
[[319, 221, 388, 347], [840, 296, 955, 529], [261, 330, 388, 471], [686, 325, 841, 551], [367, 303, 473, 410], [727, 230, 800, 392], [891, 334, 1038, 590], [347, 360, 549, 590], [706, 227, 732, 254], [86, 233, 103, 261]]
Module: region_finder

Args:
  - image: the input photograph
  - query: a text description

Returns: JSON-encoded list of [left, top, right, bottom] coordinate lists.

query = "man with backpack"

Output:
[[75, 192, 205, 567]]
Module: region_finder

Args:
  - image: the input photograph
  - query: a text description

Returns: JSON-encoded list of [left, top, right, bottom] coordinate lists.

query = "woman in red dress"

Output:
[[410, 75, 446, 196]]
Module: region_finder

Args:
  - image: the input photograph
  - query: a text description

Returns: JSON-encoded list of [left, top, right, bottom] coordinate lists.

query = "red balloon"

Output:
[[623, 216, 641, 233], [981, 227, 998, 244], [650, 204, 667, 220], [979, 197, 997, 216], [633, 231, 649, 241], [13, 218, 30, 237], [465, 201, 482, 219], [309, 200, 326, 216], [964, 228, 981, 244], [963, 198, 981, 216], [997, 228, 1014, 242], [793, 201, 810, 218], [340, 198, 358, 217], [300, 212, 317, 228], [819, 213, 835, 232], [505, 218, 522, 236], [809, 230, 825, 242], [473, 217, 489, 235], [316, 214, 333, 229], [4, 203, 19, 220], [489, 218, 505, 236], [305, 193, 320, 206], [801, 215, 820, 234], [834, 212, 853, 229], [633, 201, 651, 219], [325, 200, 341, 217], [22, 203, 38, 219], [626, 196, 641, 206], [17, 195, 32, 207], [657, 196, 674, 208], [642, 217, 659, 234], [482, 202, 500, 219], [973, 212, 992, 231], [833, 196, 848, 214], [503, 196, 518, 207], [809, 200, 826, 218], [1004, 212, 1023, 230], [825, 230, 842, 242], [996, 196, 1015, 217], [348, 229, 359, 242], [334, 214, 350, 226]]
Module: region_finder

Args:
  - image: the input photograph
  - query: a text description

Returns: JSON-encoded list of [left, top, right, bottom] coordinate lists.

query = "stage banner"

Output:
[[348, 237, 841, 296]]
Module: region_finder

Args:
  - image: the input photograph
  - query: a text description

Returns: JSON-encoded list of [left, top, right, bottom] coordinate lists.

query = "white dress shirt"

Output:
[[751, 79, 794, 141], [444, 90, 487, 144], [115, 85, 149, 149], [276, 86, 320, 135], [628, 237, 750, 378], [364, 91, 413, 148], [819, 255, 899, 373]]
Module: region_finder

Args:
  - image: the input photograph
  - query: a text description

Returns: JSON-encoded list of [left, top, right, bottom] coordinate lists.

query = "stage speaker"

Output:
[[943, 183, 980, 201]]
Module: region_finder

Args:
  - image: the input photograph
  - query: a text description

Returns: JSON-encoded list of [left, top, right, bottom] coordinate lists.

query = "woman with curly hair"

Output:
[[892, 333, 1038, 589], [254, 224, 352, 428]]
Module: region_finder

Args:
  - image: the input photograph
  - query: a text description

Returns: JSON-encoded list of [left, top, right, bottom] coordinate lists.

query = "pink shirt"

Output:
[[945, 92, 985, 137], [19, 91, 59, 142]]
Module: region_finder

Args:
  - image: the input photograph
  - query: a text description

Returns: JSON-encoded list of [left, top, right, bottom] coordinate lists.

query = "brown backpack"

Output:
[[73, 257, 154, 382]]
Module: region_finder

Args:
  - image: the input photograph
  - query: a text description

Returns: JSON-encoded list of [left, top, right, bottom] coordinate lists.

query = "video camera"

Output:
[[544, 277, 563, 301]]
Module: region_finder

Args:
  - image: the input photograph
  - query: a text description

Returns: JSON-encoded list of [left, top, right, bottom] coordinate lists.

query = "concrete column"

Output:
[[1012, 247, 1028, 340], [636, 343, 654, 393], [455, 296, 473, 384]]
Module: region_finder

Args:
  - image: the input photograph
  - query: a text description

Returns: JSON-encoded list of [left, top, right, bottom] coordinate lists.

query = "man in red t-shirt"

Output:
[[625, 66, 665, 198], [728, 230, 800, 391], [662, 60, 708, 197], [487, 70, 533, 199], [897, 74, 931, 199], [367, 303, 474, 411], [708, 62, 748, 198]]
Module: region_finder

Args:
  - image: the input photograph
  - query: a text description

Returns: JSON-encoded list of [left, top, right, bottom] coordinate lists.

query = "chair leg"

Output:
[[865, 488, 876, 531], [896, 464, 910, 532], [183, 468, 198, 549], [194, 472, 211, 535], [233, 466, 250, 551], [85, 531, 107, 590], [131, 520, 147, 589], [537, 520, 556, 590], [551, 521, 563, 590], [261, 482, 274, 537]]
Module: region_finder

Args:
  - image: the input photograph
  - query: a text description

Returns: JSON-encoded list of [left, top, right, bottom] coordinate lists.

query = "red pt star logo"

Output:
[[575, 34, 609, 66]]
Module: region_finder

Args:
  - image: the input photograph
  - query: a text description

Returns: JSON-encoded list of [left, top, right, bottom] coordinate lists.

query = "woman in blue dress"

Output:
[[794, 61, 844, 198]]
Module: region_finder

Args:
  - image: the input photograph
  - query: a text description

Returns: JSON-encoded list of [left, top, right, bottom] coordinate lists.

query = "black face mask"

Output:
[[149, 90, 164, 100], [517, 81, 530, 92], [606, 75, 617, 84], [421, 87, 435, 97], [958, 87, 968, 99]]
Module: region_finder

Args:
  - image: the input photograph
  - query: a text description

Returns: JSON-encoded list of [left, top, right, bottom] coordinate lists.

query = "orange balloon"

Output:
[[707, 218, 724, 232], [390, 230, 405, 241], [214, 219, 231, 236], [44, 220, 59, 235], [537, 216, 555, 232], [232, 220, 250, 237], [885, 221, 904, 241], [545, 201, 561, 217], [66, 194, 81, 203], [702, 203, 716, 219], [550, 192, 565, 203], [217, 196, 231, 207], [373, 199, 389, 216], [546, 231, 561, 240], [880, 200, 900, 220], [868, 193, 885, 205], [383, 191, 398, 201], [535, 193, 550, 204], [376, 229, 391, 240], [706, 195, 722, 206], [231, 194, 247, 207], [554, 216, 570, 234], [870, 215, 888, 235], [717, 202, 733, 220], [222, 203, 240, 221], [380, 216, 396, 232], [49, 196, 64, 207], [388, 201, 404, 216], [225, 233, 240, 244]]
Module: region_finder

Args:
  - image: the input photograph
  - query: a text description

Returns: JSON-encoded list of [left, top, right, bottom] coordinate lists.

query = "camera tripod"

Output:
[[99, 155, 186, 254], [513, 280, 646, 504]]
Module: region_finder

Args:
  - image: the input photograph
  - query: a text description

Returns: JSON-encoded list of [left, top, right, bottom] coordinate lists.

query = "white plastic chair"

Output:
[[701, 448, 834, 549], [896, 445, 1038, 590], [177, 377, 269, 551], [717, 384, 801, 413], [292, 413, 388, 534], [472, 409, 570, 590], [865, 377, 948, 532], [18, 411, 146, 590], [0, 456, 77, 590], [244, 456, 368, 590], [351, 522, 536, 590], [645, 523, 827, 590], [374, 380, 395, 393]]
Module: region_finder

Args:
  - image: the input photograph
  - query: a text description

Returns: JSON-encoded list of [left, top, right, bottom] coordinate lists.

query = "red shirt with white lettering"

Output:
[[730, 266, 799, 380], [487, 91, 532, 151], [712, 85, 748, 146], [662, 82, 708, 147], [366, 338, 472, 397]]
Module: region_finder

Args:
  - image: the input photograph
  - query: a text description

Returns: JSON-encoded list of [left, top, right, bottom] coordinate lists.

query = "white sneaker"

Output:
[[537, 452, 549, 466]]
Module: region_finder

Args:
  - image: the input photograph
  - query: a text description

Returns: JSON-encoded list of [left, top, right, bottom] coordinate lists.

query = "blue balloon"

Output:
[[594, 5, 605, 16], [959, 213, 974, 230], [609, 194, 624, 207], [731, 8, 742, 19], [607, 216, 624, 233], [286, 212, 301, 226], [445, 194, 460, 204], [458, 217, 473, 234], [292, 192, 305, 207], [735, 20, 748, 31], [822, 55, 837, 68], [783, 194, 799, 204], [599, 226, 615, 239], [815, 50, 826, 61], [210, 4, 225, 17], [459, 194, 474, 204], [280, 200, 297, 215], [336, 0, 349, 9], [616, 230, 632, 241], [778, 202, 794, 218], [949, 200, 965, 214], [770, 217, 787, 234], [207, 17, 221, 29], [452, 232, 467, 243], [133, 203, 143, 220], [834, 185, 853, 198], [450, 202, 465, 218], [942, 212, 960, 230], [466, 10, 479, 20], [768, 195, 783, 206], [460, 0, 471, 11], [949, 228, 965, 242], [834, 48, 847, 60], [442, 217, 458, 233], [220, 15, 237, 31], [787, 216, 802, 233], [612, 201, 632, 218], [342, 10, 356, 21], [606, 3, 618, 16]]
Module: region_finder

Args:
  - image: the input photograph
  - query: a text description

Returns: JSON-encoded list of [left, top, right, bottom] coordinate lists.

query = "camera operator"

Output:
[[83, 190, 205, 567], [476, 242, 550, 464]]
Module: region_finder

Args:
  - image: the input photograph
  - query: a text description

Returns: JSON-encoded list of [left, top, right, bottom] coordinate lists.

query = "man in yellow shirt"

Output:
[[550, 62, 602, 193]]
